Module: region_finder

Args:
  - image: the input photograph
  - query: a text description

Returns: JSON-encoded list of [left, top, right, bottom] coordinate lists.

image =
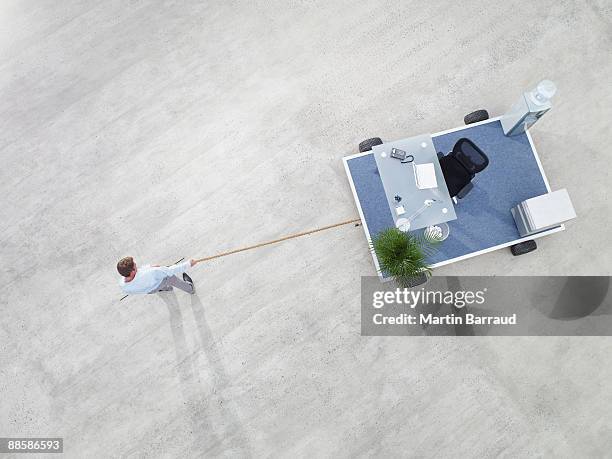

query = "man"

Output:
[[117, 256, 200, 295]]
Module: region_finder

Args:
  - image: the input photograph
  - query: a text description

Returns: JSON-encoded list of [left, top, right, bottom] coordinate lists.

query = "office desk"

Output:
[[372, 133, 457, 230], [343, 117, 564, 279]]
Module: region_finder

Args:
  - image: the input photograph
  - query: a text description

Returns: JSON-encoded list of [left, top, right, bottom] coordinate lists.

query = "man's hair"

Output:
[[117, 257, 135, 277]]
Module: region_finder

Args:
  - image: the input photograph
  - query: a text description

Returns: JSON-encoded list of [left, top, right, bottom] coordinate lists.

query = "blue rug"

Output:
[[346, 120, 553, 270]]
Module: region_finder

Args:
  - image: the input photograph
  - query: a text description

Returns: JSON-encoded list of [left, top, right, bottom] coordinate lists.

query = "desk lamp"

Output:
[[396, 199, 448, 232]]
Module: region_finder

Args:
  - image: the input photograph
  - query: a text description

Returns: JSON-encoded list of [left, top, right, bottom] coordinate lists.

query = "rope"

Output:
[[118, 219, 361, 301], [194, 217, 361, 263]]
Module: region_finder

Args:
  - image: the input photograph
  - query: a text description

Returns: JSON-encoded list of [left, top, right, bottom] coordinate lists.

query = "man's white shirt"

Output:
[[119, 261, 191, 294]]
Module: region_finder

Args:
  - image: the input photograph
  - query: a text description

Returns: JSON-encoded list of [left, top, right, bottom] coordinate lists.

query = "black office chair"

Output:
[[437, 138, 489, 201]]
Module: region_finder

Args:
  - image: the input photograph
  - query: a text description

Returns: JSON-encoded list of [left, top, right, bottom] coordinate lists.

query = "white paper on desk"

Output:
[[413, 163, 437, 189]]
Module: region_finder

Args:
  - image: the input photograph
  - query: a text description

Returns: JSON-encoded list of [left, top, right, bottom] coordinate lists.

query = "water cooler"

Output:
[[501, 80, 557, 136]]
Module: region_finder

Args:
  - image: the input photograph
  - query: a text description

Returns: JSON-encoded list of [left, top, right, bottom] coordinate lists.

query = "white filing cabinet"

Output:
[[511, 189, 577, 237]]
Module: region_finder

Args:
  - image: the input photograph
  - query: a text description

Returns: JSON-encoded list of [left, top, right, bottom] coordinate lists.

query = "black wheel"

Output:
[[464, 110, 489, 125], [359, 137, 383, 153], [511, 240, 537, 256]]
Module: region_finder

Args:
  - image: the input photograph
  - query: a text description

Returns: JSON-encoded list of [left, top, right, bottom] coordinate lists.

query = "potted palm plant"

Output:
[[372, 227, 437, 288]]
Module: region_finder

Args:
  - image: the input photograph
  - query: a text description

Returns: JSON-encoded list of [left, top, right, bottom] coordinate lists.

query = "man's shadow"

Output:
[[160, 292, 223, 453], [160, 292, 252, 457], [189, 295, 251, 456]]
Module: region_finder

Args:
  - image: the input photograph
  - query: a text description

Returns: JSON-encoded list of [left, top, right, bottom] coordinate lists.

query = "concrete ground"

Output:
[[1, 0, 611, 457]]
